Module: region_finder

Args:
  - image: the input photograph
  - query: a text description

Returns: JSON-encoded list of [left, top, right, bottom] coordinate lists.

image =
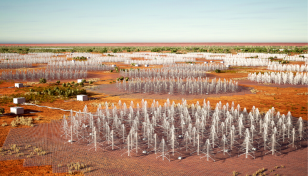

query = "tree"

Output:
[[171, 48, 178, 53], [112, 48, 118, 53], [215, 69, 221, 73], [126, 48, 131, 52], [56, 81, 60, 85], [101, 48, 108, 53]]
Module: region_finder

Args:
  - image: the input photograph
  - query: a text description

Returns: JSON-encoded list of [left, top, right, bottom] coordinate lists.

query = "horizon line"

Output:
[[0, 42, 307, 47]]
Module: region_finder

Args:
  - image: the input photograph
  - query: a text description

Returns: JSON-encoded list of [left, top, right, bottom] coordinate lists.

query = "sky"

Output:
[[0, 0, 307, 43]]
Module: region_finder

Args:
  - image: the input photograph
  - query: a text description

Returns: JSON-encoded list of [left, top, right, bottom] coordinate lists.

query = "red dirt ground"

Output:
[[0, 43, 307, 46]]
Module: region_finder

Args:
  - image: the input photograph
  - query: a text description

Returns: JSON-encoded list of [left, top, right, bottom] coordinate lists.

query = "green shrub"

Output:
[[0, 107, 4, 114], [110, 70, 113, 73], [280, 60, 289, 64], [131, 63, 135, 66], [112, 48, 118, 53], [101, 48, 108, 53], [56, 81, 60, 85], [125, 77, 129, 81], [73, 56, 87, 60], [171, 48, 178, 53], [39, 78, 47, 83], [215, 69, 221, 73], [89, 81, 93, 84], [268, 57, 274, 61], [62, 83, 66, 87]]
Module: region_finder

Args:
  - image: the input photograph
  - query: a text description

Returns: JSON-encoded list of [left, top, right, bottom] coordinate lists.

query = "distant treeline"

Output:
[[0, 46, 307, 54]]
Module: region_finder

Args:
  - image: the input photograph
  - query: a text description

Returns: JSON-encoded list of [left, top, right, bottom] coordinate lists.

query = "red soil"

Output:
[[0, 43, 307, 47], [0, 60, 307, 175]]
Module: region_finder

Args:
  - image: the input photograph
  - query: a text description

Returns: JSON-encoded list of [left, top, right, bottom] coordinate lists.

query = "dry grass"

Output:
[[232, 77, 248, 80], [84, 85, 98, 90], [87, 78, 100, 82], [232, 171, 239, 176], [33, 147, 47, 156], [250, 89, 263, 94], [67, 162, 91, 174], [34, 116, 41, 121], [296, 92, 308, 95], [24, 82, 40, 86], [11, 116, 34, 127], [264, 93, 276, 96]]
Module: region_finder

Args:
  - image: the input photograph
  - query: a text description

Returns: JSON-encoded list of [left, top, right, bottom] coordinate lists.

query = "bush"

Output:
[[0, 107, 4, 114], [112, 48, 118, 53], [125, 77, 129, 81], [62, 83, 66, 87], [131, 63, 135, 66], [73, 56, 87, 60], [268, 57, 274, 61], [110, 70, 113, 73], [101, 48, 108, 53], [171, 48, 178, 53], [280, 60, 289, 64], [215, 69, 221, 73], [89, 81, 93, 84], [39, 78, 47, 83], [56, 81, 60, 85], [80, 82, 84, 87]]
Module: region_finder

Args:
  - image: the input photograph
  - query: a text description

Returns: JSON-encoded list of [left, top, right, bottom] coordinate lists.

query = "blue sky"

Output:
[[0, 0, 307, 43]]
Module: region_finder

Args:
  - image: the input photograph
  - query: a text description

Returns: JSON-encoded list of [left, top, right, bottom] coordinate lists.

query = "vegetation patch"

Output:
[[73, 56, 87, 60], [11, 116, 34, 127]]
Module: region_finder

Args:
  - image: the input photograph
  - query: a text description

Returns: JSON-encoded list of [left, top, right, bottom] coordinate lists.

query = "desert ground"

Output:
[[0, 44, 307, 176]]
